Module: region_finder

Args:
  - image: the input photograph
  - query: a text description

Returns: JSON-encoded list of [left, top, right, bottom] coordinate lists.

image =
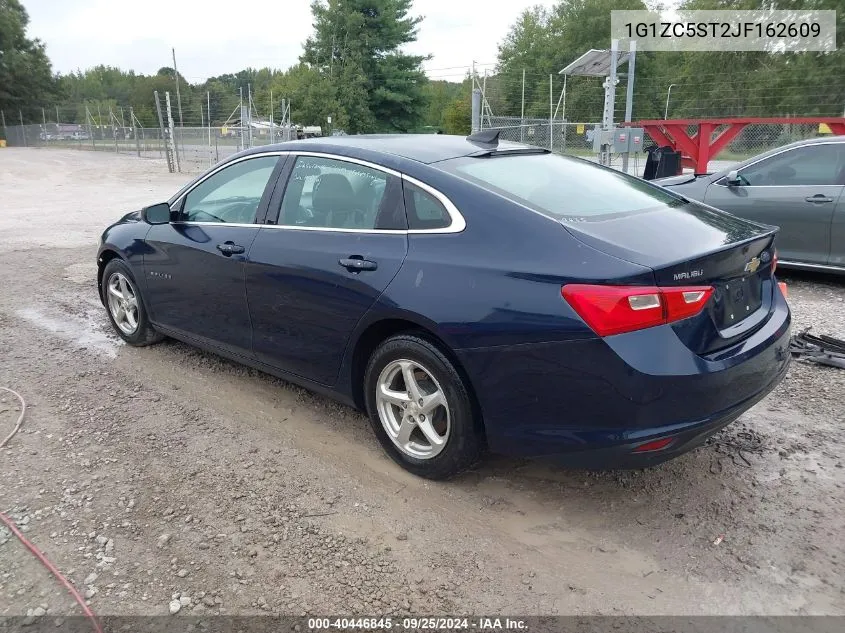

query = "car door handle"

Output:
[[216, 242, 246, 256], [805, 195, 834, 203], [339, 257, 378, 272]]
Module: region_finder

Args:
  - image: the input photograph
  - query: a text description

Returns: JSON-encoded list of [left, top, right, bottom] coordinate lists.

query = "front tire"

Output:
[[364, 333, 482, 479], [101, 259, 163, 346]]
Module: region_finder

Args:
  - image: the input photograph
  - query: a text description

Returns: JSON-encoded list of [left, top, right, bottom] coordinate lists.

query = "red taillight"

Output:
[[561, 284, 714, 337], [632, 437, 674, 453]]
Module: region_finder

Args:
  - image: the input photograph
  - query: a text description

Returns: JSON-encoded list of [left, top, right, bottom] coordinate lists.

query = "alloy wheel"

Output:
[[375, 359, 451, 459], [106, 272, 139, 335]]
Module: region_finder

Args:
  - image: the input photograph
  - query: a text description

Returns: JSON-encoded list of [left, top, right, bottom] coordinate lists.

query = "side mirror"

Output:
[[726, 170, 742, 187], [141, 203, 172, 225]]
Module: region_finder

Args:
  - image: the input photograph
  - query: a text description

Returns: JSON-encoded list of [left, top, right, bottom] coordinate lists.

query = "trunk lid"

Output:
[[561, 202, 778, 353]]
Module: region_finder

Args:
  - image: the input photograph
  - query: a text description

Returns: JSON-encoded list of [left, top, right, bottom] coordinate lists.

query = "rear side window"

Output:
[[736, 144, 845, 186], [439, 153, 682, 220], [278, 156, 405, 230], [403, 182, 451, 230]]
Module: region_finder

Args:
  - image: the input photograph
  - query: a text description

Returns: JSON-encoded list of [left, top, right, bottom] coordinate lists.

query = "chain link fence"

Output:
[[480, 115, 837, 175], [2, 104, 839, 176], [0, 121, 300, 172]]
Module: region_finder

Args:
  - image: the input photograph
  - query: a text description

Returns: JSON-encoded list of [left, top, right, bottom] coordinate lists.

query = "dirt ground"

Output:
[[1, 148, 843, 619]]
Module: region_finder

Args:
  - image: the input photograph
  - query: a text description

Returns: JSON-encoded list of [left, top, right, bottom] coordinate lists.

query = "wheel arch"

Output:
[[348, 317, 484, 436], [97, 248, 124, 302]]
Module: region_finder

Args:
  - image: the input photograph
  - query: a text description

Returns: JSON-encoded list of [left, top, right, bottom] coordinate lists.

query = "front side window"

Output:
[[279, 156, 401, 230], [438, 152, 683, 220], [737, 144, 845, 186], [181, 156, 279, 224]]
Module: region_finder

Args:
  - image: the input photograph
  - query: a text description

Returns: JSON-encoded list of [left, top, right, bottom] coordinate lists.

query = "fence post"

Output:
[[155, 91, 175, 173], [131, 107, 140, 157], [42, 108, 47, 143], [471, 89, 481, 134], [86, 106, 95, 150], [165, 91, 181, 173], [521, 69, 525, 143], [110, 108, 118, 153], [1, 110, 6, 141], [19, 110, 26, 146], [549, 74, 553, 152]]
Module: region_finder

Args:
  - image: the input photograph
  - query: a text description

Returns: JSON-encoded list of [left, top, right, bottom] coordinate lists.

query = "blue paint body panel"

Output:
[[97, 135, 791, 468]]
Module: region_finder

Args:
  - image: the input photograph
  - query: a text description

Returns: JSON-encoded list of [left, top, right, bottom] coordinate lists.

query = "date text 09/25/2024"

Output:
[[307, 617, 528, 631]]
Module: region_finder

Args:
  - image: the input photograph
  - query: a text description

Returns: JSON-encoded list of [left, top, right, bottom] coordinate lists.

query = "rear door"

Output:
[[245, 153, 409, 385], [703, 143, 845, 265], [830, 189, 845, 269], [143, 153, 285, 356]]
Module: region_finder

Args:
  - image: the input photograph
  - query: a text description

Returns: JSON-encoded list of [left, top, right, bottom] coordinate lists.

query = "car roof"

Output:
[[245, 134, 535, 165]]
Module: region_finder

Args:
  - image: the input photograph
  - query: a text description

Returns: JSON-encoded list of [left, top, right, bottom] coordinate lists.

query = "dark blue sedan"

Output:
[[97, 133, 791, 479]]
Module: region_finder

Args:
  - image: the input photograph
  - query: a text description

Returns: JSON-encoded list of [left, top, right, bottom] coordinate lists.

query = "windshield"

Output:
[[439, 152, 684, 220]]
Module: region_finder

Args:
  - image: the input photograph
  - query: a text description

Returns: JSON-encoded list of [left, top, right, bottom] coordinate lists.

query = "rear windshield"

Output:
[[438, 152, 684, 220]]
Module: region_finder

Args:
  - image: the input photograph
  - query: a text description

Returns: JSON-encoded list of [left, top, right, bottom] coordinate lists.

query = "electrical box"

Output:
[[614, 128, 645, 153], [591, 127, 615, 153], [613, 128, 631, 153], [624, 127, 645, 153], [592, 127, 645, 153]]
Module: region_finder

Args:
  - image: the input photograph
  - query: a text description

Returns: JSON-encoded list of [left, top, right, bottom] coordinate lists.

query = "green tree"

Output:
[[442, 95, 471, 135], [0, 0, 56, 123], [301, 0, 430, 132]]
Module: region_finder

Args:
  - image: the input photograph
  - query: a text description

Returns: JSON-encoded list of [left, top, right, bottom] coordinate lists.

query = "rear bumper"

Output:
[[456, 289, 791, 466]]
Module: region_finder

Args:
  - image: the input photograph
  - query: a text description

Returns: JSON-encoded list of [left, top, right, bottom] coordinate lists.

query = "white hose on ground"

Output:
[[0, 386, 26, 449]]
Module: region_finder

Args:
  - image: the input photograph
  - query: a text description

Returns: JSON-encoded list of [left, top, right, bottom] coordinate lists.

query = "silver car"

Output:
[[655, 136, 845, 273]]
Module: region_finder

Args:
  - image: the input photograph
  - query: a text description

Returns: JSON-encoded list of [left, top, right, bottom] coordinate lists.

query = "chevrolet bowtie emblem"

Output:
[[744, 256, 761, 273]]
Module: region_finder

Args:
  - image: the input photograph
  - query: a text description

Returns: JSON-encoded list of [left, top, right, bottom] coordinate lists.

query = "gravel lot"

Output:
[[1, 148, 844, 619]]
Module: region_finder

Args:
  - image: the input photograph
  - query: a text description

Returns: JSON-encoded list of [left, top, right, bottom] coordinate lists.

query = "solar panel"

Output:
[[559, 49, 629, 77]]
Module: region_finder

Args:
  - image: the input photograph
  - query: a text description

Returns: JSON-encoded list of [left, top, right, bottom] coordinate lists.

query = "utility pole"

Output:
[[239, 87, 244, 152], [172, 48, 184, 129], [207, 91, 212, 167], [270, 89, 274, 143], [172, 48, 184, 164], [19, 110, 26, 146], [1, 110, 6, 141], [42, 107, 47, 141], [622, 40, 637, 175], [246, 84, 252, 147], [247, 84, 253, 148], [56, 106, 60, 126]]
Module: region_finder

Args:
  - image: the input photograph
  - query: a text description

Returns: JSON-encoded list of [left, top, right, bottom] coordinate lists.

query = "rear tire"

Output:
[[101, 259, 163, 347], [364, 333, 482, 479]]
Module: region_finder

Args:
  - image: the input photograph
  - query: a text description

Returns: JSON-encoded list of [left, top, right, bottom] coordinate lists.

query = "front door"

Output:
[[704, 143, 845, 265], [245, 154, 409, 385], [143, 154, 283, 356]]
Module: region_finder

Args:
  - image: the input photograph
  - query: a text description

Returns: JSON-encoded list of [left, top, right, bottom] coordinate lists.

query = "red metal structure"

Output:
[[628, 117, 845, 175]]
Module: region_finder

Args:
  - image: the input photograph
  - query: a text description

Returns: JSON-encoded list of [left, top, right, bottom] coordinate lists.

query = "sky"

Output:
[[22, 0, 559, 83]]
